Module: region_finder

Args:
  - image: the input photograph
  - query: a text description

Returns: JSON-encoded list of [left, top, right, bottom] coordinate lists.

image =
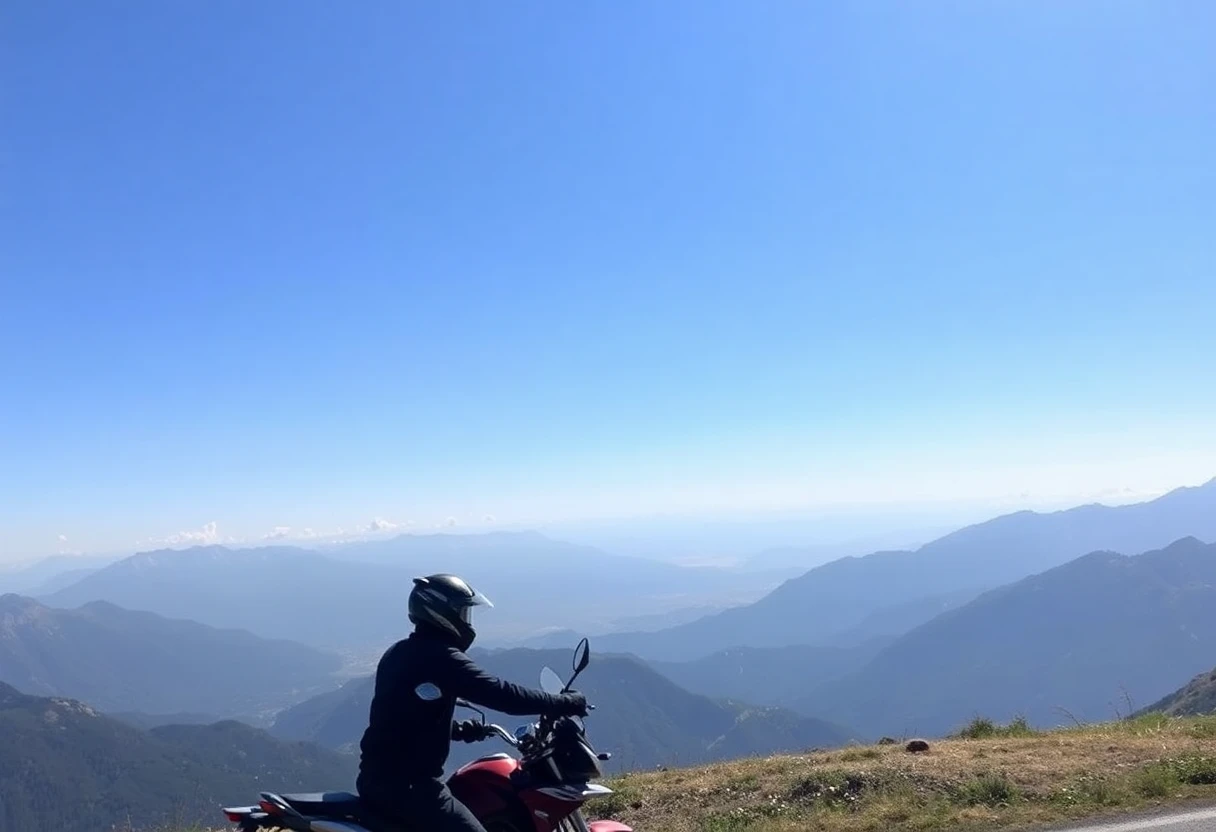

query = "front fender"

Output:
[[589, 822, 633, 832]]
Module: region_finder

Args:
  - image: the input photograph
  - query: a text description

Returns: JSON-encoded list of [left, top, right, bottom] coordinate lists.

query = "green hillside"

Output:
[[1141, 665, 1216, 717], [0, 594, 340, 720], [0, 682, 354, 832]]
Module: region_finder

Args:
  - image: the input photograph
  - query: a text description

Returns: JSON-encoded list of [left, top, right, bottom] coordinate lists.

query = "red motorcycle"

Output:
[[222, 638, 634, 832]]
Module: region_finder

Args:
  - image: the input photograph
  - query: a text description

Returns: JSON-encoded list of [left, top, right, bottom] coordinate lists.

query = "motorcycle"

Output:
[[221, 638, 634, 832]]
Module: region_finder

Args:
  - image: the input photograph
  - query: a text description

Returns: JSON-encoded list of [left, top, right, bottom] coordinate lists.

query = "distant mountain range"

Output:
[[0, 681, 354, 832], [798, 537, 1216, 737], [1140, 664, 1216, 717], [0, 553, 120, 596], [0, 594, 340, 721], [9, 482, 1216, 758], [588, 479, 1216, 660], [41, 532, 788, 648], [272, 646, 853, 770], [42, 545, 414, 649]]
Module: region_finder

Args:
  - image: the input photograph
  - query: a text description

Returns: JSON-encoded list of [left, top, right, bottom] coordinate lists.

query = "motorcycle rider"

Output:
[[357, 573, 589, 832]]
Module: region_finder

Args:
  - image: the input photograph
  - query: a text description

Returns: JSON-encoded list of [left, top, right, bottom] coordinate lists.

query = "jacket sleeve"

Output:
[[442, 649, 570, 716]]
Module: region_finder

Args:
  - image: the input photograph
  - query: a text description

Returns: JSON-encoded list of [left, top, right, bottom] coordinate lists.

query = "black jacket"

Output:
[[357, 628, 580, 793]]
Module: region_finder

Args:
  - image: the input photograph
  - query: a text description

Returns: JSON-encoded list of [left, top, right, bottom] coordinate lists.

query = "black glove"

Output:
[[452, 719, 486, 743], [555, 691, 589, 717]]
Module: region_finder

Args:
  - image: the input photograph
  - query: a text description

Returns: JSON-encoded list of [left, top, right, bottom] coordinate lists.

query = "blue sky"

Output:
[[2, 1, 1214, 560]]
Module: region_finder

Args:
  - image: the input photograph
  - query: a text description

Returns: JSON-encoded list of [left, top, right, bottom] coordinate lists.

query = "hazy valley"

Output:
[[4, 480, 1216, 831]]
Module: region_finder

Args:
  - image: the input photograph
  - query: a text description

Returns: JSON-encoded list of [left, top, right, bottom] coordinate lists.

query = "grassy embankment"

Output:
[[162, 713, 1216, 832], [592, 713, 1216, 831]]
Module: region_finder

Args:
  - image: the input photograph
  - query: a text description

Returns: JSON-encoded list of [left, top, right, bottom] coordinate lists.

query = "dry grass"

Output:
[[589, 714, 1216, 832]]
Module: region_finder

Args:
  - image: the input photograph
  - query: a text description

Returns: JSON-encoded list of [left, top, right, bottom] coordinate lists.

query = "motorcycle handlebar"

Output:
[[482, 704, 595, 750], [484, 723, 519, 747]]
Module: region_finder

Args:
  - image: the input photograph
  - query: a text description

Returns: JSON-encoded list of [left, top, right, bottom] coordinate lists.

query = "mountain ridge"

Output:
[[1140, 663, 1216, 717], [0, 594, 341, 720], [271, 646, 855, 770], [42, 532, 788, 648], [796, 536, 1216, 737], [589, 480, 1216, 660]]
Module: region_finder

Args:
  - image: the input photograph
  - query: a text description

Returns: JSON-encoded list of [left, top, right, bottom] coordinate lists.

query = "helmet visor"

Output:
[[458, 590, 493, 625]]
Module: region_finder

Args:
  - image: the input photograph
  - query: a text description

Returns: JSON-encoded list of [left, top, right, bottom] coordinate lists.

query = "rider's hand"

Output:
[[452, 719, 485, 743], [557, 691, 589, 717]]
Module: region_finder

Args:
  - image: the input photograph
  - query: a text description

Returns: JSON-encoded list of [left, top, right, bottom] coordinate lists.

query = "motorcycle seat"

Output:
[[281, 791, 362, 816]]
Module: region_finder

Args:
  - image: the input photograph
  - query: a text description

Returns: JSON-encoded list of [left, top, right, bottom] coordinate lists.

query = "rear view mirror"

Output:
[[573, 637, 590, 673]]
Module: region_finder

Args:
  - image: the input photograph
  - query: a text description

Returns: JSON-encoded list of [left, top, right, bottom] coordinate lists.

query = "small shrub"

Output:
[[1117, 713, 1216, 739], [957, 717, 997, 739], [878, 804, 913, 824], [956, 715, 1036, 740], [1049, 774, 1125, 809], [592, 791, 629, 818], [725, 773, 760, 792], [1185, 717, 1216, 740], [1132, 764, 1178, 798], [1122, 712, 1173, 735], [957, 773, 1019, 807], [591, 780, 641, 818], [786, 770, 868, 809], [700, 810, 759, 832], [1164, 754, 1216, 785], [699, 801, 795, 832], [1076, 774, 1124, 807]]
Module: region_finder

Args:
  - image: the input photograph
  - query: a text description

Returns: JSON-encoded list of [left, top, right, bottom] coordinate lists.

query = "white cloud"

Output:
[[263, 526, 292, 540], [160, 521, 220, 546], [366, 517, 399, 533], [54, 533, 82, 556], [300, 527, 316, 538]]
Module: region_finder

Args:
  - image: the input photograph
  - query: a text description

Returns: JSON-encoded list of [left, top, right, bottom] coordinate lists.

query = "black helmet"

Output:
[[408, 573, 493, 651]]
